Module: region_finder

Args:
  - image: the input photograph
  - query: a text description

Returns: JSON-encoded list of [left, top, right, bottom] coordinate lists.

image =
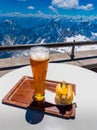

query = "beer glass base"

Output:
[[33, 95, 45, 102]]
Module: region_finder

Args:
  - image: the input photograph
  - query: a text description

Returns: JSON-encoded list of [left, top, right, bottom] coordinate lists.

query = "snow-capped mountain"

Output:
[[0, 15, 97, 58]]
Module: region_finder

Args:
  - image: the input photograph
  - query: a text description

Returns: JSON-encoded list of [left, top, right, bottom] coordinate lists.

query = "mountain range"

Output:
[[0, 15, 97, 58]]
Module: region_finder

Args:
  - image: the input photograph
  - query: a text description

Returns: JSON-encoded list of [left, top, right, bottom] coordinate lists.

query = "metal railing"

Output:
[[0, 40, 97, 59]]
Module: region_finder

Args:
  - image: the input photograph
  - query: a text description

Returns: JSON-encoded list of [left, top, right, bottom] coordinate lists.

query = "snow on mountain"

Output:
[[65, 34, 89, 42]]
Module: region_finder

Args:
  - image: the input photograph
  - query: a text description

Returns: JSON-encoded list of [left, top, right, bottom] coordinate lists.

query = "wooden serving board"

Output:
[[2, 76, 76, 119]]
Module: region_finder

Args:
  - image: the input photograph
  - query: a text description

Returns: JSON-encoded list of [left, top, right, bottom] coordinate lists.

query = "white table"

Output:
[[0, 63, 97, 130]]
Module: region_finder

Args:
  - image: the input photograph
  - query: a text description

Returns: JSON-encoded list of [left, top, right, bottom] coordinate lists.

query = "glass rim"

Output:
[[30, 46, 49, 53]]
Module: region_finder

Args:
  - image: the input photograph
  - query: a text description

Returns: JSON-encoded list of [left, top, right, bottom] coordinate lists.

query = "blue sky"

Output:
[[0, 0, 97, 16]]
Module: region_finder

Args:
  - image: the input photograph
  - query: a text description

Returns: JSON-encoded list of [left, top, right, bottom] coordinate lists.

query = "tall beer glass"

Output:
[[30, 46, 49, 101]]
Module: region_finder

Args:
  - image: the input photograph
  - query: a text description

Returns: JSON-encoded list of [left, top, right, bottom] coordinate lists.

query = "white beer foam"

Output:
[[30, 52, 49, 61]]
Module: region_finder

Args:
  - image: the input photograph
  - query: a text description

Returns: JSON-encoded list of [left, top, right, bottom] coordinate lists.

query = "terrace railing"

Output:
[[0, 40, 97, 60]]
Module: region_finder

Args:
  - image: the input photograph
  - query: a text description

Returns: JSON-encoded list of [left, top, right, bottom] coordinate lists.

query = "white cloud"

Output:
[[48, 6, 58, 14], [3, 12, 25, 17], [77, 4, 94, 11], [14, 12, 21, 15], [28, 6, 34, 10], [52, 0, 78, 8], [37, 10, 45, 15], [52, 0, 94, 10]]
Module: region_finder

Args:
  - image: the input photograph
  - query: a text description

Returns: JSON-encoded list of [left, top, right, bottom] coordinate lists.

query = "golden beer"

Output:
[[30, 46, 49, 101]]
